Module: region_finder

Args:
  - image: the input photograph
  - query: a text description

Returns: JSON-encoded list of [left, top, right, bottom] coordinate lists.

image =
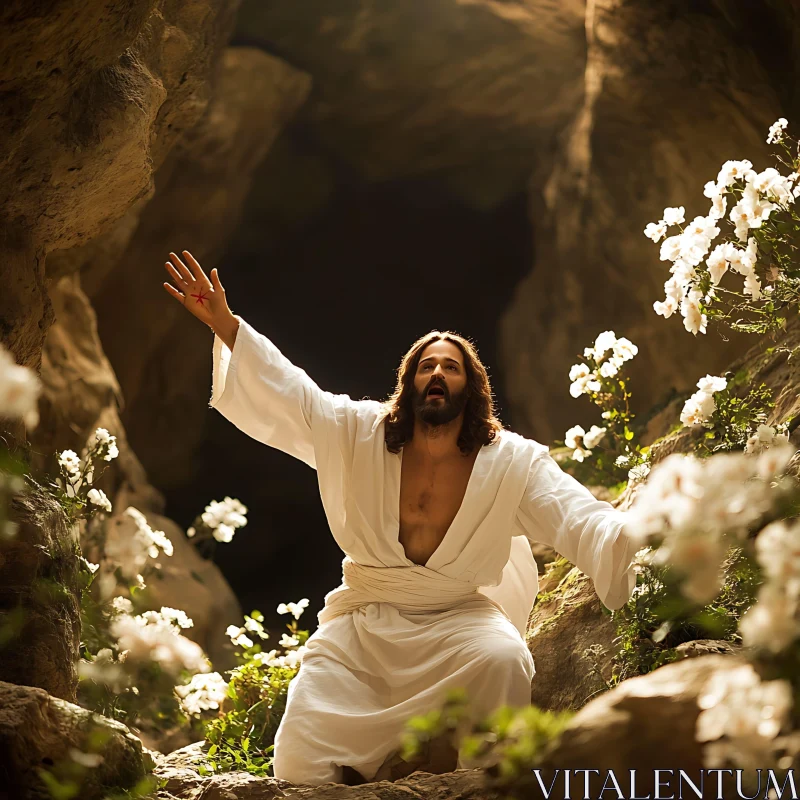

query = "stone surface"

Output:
[[527, 566, 618, 712], [532, 655, 748, 798], [0, 485, 81, 702], [90, 48, 311, 489], [0, 680, 152, 800], [499, 0, 783, 444], [0, 0, 238, 376], [236, 0, 587, 209], [155, 740, 499, 798], [29, 274, 242, 674]]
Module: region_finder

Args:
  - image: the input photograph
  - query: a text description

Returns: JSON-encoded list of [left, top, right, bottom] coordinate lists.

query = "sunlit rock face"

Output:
[[235, 0, 588, 210], [500, 0, 792, 443], [88, 48, 311, 487], [0, 0, 239, 374]]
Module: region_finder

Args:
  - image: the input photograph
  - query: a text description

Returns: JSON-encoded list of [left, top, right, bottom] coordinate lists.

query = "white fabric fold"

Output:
[[318, 556, 508, 624]]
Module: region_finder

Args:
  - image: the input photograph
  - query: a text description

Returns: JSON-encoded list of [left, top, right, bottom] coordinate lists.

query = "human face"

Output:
[[411, 339, 469, 427]]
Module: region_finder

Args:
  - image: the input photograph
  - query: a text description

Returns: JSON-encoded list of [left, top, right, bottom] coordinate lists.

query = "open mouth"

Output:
[[427, 385, 445, 400]]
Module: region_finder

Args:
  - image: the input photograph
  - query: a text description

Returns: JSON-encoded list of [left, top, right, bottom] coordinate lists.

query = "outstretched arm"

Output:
[[514, 450, 638, 610], [162, 250, 339, 469]]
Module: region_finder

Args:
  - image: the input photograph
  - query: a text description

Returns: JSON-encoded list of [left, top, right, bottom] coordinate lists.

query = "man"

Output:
[[163, 250, 638, 786]]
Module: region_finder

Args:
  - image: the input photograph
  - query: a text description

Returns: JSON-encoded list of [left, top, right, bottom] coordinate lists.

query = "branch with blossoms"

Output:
[[617, 442, 800, 775], [186, 496, 248, 561], [47, 428, 119, 525], [646, 117, 800, 337], [198, 598, 312, 777], [561, 331, 649, 486], [678, 371, 790, 456]]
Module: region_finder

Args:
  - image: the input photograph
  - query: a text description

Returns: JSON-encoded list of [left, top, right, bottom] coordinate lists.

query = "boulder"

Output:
[[531, 655, 751, 798], [0, 679, 153, 800], [527, 566, 618, 712], [0, 486, 81, 701]]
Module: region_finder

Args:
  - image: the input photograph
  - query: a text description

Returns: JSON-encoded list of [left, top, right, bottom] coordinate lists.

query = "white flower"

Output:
[[213, 523, 235, 543], [599, 360, 620, 378], [199, 497, 248, 542], [706, 243, 731, 285], [583, 425, 607, 450], [660, 234, 684, 262], [175, 671, 229, 717], [592, 330, 617, 358], [697, 664, 792, 771], [91, 428, 112, 446], [628, 462, 651, 483], [564, 425, 585, 450], [653, 296, 678, 319], [280, 633, 300, 648], [717, 160, 755, 189], [186, 527, 196, 538], [233, 632, 253, 648], [612, 337, 638, 362], [644, 221, 668, 242], [680, 289, 707, 335], [158, 607, 194, 629], [749, 167, 794, 205], [277, 598, 310, 619], [111, 596, 133, 614], [58, 450, 82, 477], [0, 344, 41, 429], [696, 375, 727, 395], [87, 488, 112, 513], [743, 271, 762, 301], [766, 117, 788, 145], [111, 612, 209, 675], [662, 206, 686, 226], [569, 363, 591, 382]]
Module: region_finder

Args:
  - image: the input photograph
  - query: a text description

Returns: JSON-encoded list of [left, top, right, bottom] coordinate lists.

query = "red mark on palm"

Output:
[[190, 288, 210, 307]]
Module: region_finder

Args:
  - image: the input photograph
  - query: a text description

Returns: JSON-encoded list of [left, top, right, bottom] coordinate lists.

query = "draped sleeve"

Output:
[[514, 451, 637, 610], [210, 315, 367, 470]]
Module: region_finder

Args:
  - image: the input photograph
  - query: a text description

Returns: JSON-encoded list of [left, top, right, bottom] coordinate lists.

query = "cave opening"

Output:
[[161, 140, 534, 630]]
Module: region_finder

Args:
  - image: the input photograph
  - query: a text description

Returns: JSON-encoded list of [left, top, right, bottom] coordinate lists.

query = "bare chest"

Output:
[[397, 447, 479, 566]]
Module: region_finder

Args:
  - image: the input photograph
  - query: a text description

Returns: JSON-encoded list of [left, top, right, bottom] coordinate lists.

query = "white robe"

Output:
[[210, 316, 638, 786]]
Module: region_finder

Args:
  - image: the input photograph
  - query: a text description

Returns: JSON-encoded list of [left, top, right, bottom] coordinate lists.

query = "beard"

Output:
[[412, 380, 469, 427]]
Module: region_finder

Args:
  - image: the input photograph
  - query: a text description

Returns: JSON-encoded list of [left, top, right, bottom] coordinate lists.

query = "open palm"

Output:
[[162, 250, 230, 328]]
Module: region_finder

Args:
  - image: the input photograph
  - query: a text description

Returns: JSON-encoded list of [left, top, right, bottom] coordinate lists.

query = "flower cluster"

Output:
[[226, 610, 270, 650], [739, 519, 800, 653], [277, 598, 309, 620], [626, 445, 796, 604], [647, 119, 800, 336], [101, 506, 173, 586], [745, 424, 791, 455], [680, 374, 728, 428], [569, 331, 638, 398], [109, 606, 209, 676], [696, 663, 793, 770], [0, 342, 41, 429], [564, 424, 607, 463], [187, 496, 248, 544], [54, 428, 119, 521], [175, 671, 229, 718], [563, 331, 646, 482]]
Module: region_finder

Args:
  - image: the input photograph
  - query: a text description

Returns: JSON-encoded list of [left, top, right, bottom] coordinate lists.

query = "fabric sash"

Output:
[[317, 555, 510, 625]]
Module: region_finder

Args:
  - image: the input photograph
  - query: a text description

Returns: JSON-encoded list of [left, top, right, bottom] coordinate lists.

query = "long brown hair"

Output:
[[381, 330, 504, 455]]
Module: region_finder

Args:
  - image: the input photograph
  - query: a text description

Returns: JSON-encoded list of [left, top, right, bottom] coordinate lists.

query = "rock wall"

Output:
[[0, 0, 309, 718], [500, 0, 788, 442]]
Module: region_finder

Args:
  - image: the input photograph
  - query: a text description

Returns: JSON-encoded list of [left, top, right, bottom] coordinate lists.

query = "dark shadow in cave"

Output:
[[163, 150, 533, 631]]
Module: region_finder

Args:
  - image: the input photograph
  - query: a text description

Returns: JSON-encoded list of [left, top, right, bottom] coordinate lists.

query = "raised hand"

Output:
[[162, 250, 232, 331]]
